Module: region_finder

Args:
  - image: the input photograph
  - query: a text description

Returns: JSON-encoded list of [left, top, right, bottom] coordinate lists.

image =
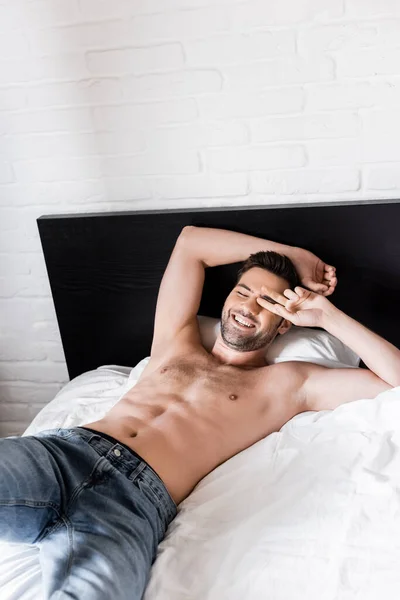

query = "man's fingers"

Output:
[[256, 296, 283, 314], [323, 275, 337, 284], [321, 281, 336, 296], [324, 266, 336, 278], [283, 289, 298, 301], [322, 271, 336, 279], [324, 270, 337, 281], [294, 286, 308, 296], [257, 296, 294, 321], [323, 275, 337, 290], [260, 286, 287, 305], [304, 279, 328, 293]]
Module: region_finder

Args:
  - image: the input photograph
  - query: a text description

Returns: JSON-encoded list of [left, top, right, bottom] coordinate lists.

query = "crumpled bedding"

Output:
[[1, 360, 400, 600]]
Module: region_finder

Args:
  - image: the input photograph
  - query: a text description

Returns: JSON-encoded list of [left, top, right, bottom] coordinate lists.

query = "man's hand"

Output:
[[256, 285, 331, 328], [289, 247, 337, 296]]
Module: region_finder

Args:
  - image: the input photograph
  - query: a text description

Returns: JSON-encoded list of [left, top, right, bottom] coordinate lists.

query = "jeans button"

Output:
[[113, 448, 121, 457]]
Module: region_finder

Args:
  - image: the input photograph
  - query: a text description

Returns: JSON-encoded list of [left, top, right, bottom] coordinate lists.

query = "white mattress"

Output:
[[1, 361, 400, 599]]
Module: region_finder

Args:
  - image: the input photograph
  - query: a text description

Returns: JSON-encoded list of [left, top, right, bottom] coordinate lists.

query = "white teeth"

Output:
[[234, 315, 254, 327]]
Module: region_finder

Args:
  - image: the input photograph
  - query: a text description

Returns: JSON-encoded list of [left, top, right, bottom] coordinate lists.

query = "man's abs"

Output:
[[83, 351, 303, 504]]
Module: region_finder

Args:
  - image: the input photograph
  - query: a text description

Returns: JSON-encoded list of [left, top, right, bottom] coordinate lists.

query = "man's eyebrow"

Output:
[[237, 283, 252, 292], [237, 282, 277, 304]]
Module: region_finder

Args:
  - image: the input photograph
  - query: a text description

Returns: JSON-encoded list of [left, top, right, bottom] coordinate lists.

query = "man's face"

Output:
[[220, 267, 291, 352]]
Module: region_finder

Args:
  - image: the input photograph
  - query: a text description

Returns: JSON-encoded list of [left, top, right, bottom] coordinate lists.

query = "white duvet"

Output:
[[1, 360, 400, 600]]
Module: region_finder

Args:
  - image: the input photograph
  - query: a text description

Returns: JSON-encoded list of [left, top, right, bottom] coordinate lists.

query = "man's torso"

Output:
[[84, 329, 307, 504]]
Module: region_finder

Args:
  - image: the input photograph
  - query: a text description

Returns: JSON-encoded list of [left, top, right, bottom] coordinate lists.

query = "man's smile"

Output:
[[230, 311, 257, 329]]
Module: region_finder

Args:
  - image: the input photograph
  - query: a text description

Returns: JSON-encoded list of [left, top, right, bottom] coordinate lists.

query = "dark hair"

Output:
[[237, 251, 300, 290]]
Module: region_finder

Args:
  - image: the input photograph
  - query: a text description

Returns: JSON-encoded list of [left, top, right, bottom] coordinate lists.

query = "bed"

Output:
[[1, 199, 400, 599]]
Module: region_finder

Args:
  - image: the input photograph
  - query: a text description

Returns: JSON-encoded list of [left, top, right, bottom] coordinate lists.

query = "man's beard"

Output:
[[220, 309, 283, 352]]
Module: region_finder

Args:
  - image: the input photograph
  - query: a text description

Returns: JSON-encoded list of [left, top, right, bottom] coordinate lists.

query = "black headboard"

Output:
[[37, 200, 400, 380]]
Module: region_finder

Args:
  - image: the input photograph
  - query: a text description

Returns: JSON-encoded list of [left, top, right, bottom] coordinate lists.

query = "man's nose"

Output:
[[242, 295, 262, 315]]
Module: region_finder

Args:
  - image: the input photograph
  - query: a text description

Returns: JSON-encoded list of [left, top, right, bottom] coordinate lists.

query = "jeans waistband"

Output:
[[79, 426, 152, 466], [71, 427, 178, 523]]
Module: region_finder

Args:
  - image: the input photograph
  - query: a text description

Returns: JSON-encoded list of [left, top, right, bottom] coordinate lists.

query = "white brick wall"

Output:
[[1, 0, 400, 436]]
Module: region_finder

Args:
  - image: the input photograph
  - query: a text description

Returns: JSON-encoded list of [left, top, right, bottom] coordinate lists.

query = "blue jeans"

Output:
[[0, 427, 178, 599]]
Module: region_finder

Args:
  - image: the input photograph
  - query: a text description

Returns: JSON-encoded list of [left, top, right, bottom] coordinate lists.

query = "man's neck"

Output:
[[211, 335, 268, 369]]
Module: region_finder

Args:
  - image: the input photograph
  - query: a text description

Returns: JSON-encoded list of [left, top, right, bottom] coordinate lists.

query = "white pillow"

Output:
[[197, 316, 360, 369]]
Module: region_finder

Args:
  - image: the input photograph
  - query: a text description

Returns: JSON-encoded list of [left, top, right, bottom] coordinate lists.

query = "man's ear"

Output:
[[277, 319, 292, 336]]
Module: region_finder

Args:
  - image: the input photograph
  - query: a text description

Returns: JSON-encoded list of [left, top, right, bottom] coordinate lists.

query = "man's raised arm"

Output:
[[256, 286, 400, 410], [183, 227, 337, 294], [183, 226, 294, 267]]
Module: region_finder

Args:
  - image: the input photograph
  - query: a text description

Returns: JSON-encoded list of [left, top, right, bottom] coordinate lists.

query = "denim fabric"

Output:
[[0, 427, 178, 599]]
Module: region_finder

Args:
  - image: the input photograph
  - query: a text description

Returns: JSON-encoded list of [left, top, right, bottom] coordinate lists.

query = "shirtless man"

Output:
[[1, 226, 399, 600]]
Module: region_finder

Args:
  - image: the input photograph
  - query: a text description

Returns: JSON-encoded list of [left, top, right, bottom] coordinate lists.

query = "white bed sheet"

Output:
[[1, 361, 400, 600]]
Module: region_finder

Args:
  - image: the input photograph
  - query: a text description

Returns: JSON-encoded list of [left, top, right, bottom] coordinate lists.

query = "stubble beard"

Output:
[[220, 309, 283, 352]]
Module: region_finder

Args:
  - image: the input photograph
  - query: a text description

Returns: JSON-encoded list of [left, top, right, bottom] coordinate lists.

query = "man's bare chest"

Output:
[[136, 349, 302, 428], [93, 350, 306, 505]]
